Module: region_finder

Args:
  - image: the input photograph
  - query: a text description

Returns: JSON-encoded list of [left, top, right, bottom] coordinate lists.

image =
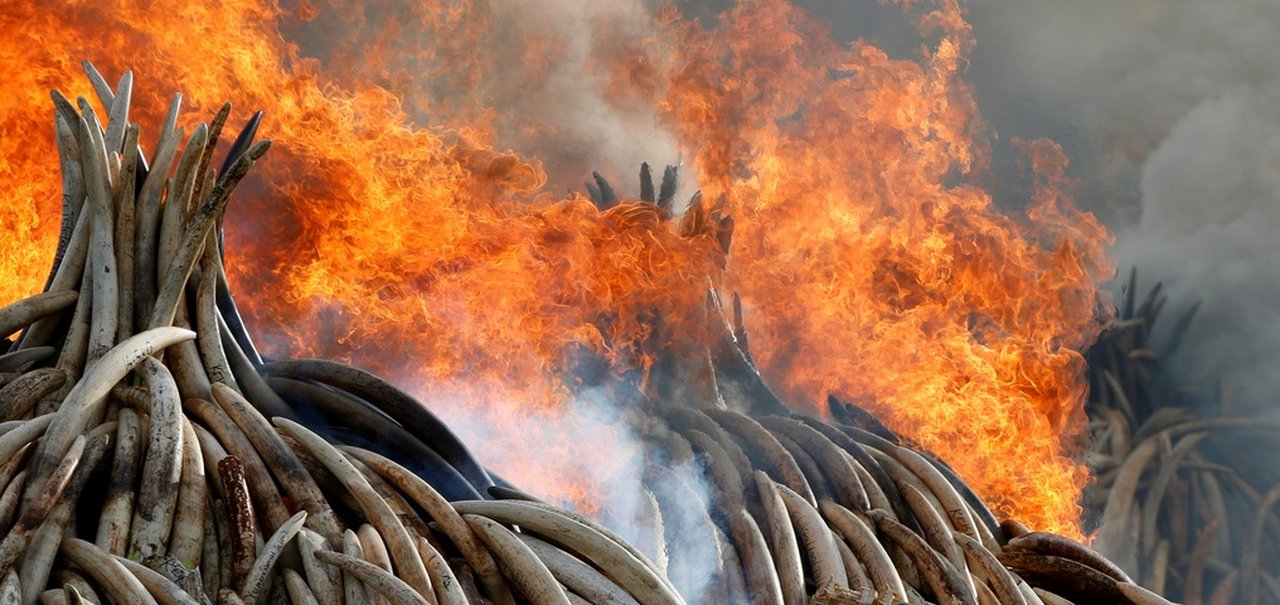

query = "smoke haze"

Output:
[[959, 0, 1280, 414]]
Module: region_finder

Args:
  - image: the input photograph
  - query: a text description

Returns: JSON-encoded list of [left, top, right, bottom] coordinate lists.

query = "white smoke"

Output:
[[435, 0, 686, 191], [422, 384, 722, 602], [489, 0, 684, 190]]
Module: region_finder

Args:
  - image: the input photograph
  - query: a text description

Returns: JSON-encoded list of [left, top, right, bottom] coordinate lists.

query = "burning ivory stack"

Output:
[[0, 66, 680, 605], [576, 174, 1177, 603], [0, 67, 1168, 604]]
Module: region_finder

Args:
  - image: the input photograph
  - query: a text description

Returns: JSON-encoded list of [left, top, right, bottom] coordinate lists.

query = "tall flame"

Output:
[[0, 0, 1110, 535], [654, 0, 1113, 534]]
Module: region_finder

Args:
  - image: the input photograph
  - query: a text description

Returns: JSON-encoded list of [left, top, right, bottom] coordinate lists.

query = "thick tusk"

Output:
[[451, 500, 684, 605], [24, 327, 193, 501], [463, 515, 571, 605], [316, 549, 432, 605], [0, 291, 78, 341], [274, 417, 435, 601], [241, 510, 307, 605], [128, 357, 185, 562], [95, 407, 142, 555], [60, 538, 158, 605], [114, 555, 203, 605]]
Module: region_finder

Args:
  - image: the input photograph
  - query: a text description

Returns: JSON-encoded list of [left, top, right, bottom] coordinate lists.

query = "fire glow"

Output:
[[0, 0, 1110, 535]]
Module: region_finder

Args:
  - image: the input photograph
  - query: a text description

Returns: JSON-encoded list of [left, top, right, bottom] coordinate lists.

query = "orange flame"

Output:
[[651, 0, 1113, 535], [0, 0, 1110, 534]]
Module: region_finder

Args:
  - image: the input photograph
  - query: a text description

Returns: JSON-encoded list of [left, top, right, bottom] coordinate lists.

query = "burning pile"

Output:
[[1083, 271, 1280, 605], [0, 68, 680, 605], [0, 68, 1170, 604], [0, 0, 1114, 539]]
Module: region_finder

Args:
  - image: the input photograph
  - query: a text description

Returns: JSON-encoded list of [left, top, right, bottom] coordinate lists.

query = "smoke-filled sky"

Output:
[[695, 0, 1280, 413], [959, 0, 1280, 414], [667, 0, 1280, 415]]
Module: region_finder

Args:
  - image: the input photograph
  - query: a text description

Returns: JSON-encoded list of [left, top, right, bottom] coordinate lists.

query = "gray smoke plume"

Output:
[[449, 0, 683, 191], [957, 0, 1280, 415]]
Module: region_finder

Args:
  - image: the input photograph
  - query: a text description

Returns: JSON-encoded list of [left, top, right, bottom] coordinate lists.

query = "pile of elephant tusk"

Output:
[[1084, 270, 1280, 605], [0, 66, 1173, 604]]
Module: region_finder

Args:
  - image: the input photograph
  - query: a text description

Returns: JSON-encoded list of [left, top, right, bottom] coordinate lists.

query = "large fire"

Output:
[[0, 0, 1110, 535]]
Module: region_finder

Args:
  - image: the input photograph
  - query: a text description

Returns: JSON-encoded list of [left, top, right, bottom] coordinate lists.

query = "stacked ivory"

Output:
[[0, 65, 679, 605], [0, 66, 1174, 604]]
